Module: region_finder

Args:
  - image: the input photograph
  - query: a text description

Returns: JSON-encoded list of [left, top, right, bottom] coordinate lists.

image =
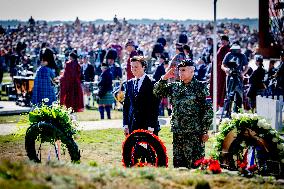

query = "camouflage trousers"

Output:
[[173, 132, 205, 168]]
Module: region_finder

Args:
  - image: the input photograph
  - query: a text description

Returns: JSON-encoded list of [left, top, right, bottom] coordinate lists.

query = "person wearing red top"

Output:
[[209, 35, 231, 114], [110, 38, 123, 63], [60, 52, 84, 112], [125, 40, 138, 80]]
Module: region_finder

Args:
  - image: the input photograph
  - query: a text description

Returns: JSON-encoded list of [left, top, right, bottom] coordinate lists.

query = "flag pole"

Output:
[[213, 0, 218, 132]]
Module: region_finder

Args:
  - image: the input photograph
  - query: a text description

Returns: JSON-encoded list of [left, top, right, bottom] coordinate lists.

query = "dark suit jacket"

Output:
[[153, 63, 165, 82], [123, 75, 160, 135], [98, 68, 113, 98], [82, 64, 95, 82], [94, 49, 106, 63]]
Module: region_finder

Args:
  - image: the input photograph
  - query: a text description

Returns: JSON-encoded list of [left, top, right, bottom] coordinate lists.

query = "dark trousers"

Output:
[[173, 132, 204, 168]]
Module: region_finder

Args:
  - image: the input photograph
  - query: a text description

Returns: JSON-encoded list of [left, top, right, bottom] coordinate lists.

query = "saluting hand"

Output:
[[162, 67, 175, 80]]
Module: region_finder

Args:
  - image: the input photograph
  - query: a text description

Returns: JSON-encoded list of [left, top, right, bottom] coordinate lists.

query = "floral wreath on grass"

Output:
[[212, 112, 284, 177], [25, 99, 80, 163], [122, 129, 168, 167]]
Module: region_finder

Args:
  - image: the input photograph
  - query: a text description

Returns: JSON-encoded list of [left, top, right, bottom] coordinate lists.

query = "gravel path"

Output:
[[0, 118, 171, 136]]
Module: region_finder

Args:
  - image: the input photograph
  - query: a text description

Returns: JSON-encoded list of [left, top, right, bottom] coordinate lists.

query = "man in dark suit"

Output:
[[81, 55, 95, 82], [94, 41, 106, 76], [123, 56, 160, 136]]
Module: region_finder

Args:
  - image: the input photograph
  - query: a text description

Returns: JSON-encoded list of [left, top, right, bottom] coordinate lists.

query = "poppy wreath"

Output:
[[213, 113, 284, 177], [122, 129, 168, 167], [25, 103, 80, 163]]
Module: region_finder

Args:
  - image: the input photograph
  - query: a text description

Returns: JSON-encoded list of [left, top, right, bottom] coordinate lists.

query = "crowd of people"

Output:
[[0, 17, 283, 113], [0, 16, 284, 168]]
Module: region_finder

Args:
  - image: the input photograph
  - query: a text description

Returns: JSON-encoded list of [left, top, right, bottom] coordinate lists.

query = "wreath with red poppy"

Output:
[[122, 129, 168, 167]]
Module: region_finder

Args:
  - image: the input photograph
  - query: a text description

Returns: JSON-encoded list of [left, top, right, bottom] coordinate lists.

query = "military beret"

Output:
[[177, 59, 194, 69]]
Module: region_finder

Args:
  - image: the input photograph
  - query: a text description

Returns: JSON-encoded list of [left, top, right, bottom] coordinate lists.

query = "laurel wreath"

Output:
[[122, 129, 168, 167], [25, 101, 80, 163], [212, 113, 284, 176]]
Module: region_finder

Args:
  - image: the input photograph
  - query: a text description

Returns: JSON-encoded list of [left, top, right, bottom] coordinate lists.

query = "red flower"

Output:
[[202, 158, 209, 165], [209, 162, 222, 174], [134, 162, 153, 167], [194, 157, 222, 174], [194, 157, 204, 167]]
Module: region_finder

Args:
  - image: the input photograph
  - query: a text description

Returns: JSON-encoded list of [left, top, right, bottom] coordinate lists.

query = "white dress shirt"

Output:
[[134, 73, 147, 92]]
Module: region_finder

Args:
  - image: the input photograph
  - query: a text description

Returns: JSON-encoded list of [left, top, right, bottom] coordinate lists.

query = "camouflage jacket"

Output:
[[154, 78, 213, 134]]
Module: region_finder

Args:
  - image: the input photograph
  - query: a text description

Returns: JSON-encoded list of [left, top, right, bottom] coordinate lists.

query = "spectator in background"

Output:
[[167, 43, 186, 80], [60, 51, 84, 112], [183, 45, 193, 60], [153, 53, 168, 82], [80, 55, 95, 108], [157, 37, 170, 60], [110, 38, 123, 64], [32, 48, 56, 106], [221, 44, 249, 115], [152, 54, 170, 116], [106, 48, 122, 80], [81, 55, 95, 82], [247, 56, 266, 111], [0, 48, 6, 86], [264, 59, 276, 96], [151, 43, 164, 60], [94, 41, 106, 76], [202, 37, 213, 64], [125, 40, 138, 80], [8, 47, 19, 79], [194, 56, 208, 81], [274, 51, 284, 96], [97, 63, 114, 119], [209, 35, 231, 114]]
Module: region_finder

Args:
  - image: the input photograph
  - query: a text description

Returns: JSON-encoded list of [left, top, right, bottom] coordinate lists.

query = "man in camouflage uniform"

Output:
[[154, 59, 213, 168]]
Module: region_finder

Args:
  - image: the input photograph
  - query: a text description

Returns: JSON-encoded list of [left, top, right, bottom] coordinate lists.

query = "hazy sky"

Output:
[[0, 0, 258, 21]]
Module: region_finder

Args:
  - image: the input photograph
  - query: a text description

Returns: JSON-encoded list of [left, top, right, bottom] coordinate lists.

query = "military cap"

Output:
[[177, 59, 194, 69]]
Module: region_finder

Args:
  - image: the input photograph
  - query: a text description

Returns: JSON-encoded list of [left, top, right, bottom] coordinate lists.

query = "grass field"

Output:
[[0, 127, 283, 189]]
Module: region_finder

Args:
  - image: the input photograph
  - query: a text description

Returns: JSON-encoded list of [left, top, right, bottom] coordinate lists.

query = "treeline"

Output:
[[0, 18, 258, 30]]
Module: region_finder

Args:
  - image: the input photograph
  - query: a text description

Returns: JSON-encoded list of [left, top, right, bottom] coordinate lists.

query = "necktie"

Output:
[[134, 79, 139, 97]]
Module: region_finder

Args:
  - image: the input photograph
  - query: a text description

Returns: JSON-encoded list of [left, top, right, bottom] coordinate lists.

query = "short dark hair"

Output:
[[220, 35, 229, 41], [130, 56, 147, 67], [69, 52, 78, 60], [183, 44, 191, 52]]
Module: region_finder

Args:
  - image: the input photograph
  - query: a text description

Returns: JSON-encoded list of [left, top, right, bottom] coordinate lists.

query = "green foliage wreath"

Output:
[[25, 101, 80, 163], [212, 113, 284, 176]]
